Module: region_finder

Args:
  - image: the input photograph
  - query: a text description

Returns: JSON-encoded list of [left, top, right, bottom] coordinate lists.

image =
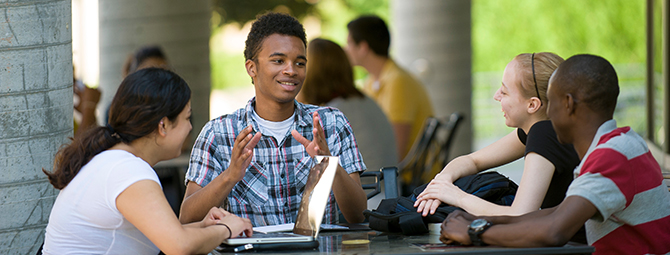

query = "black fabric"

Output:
[[363, 172, 518, 235], [517, 120, 580, 209]]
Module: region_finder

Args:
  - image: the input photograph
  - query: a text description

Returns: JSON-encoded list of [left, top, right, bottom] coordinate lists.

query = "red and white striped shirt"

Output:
[[566, 120, 670, 255]]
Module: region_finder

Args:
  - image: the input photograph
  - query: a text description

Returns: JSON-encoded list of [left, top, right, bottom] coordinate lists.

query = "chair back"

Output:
[[361, 166, 399, 199], [398, 112, 464, 194]]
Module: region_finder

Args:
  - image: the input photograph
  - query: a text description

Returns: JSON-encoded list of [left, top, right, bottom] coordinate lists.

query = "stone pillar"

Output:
[[391, 0, 473, 159], [98, 0, 212, 143], [0, 0, 72, 253]]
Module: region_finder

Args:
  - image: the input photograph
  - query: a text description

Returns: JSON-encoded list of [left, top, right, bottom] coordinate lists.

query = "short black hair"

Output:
[[129, 45, 167, 73], [553, 54, 619, 117], [347, 15, 390, 57], [244, 12, 307, 61]]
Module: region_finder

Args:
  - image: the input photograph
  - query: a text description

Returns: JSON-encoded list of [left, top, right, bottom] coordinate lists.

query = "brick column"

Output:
[[391, 0, 473, 159], [0, 0, 72, 253]]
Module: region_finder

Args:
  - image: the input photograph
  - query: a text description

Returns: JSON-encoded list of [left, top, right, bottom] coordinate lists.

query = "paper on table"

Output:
[[253, 223, 349, 234]]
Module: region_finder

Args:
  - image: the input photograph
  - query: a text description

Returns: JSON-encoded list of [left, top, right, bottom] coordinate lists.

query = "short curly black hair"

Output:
[[552, 54, 619, 117], [244, 12, 307, 61]]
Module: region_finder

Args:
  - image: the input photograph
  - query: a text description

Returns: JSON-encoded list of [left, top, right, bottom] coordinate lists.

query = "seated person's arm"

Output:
[[431, 152, 554, 216], [442, 196, 597, 247], [179, 126, 261, 224], [437, 131, 525, 182], [332, 167, 366, 223], [416, 131, 525, 215], [118, 180, 253, 254]]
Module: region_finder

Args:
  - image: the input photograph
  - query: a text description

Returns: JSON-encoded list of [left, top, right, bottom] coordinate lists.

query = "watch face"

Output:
[[470, 219, 488, 229]]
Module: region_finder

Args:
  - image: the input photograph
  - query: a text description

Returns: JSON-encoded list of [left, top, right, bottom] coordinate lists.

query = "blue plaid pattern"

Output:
[[186, 98, 366, 226]]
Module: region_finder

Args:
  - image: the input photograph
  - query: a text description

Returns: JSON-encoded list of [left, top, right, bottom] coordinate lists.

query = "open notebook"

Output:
[[220, 156, 338, 246]]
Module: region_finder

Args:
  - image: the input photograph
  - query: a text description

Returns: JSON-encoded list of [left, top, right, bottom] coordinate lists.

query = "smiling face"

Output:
[[493, 59, 532, 128], [246, 33, 307, 106]]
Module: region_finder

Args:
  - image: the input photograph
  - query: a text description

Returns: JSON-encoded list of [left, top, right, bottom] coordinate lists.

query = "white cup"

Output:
[[428, 223, 441, 235]]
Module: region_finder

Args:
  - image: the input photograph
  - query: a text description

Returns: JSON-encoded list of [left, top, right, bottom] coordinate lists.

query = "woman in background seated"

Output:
[[415, 53, 579, 217], [298, 38, 398, 173], [43, 68, 252, 255]]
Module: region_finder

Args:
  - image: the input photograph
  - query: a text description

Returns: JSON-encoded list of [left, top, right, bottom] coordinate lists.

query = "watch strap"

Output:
[[468, 221, 492, 246]]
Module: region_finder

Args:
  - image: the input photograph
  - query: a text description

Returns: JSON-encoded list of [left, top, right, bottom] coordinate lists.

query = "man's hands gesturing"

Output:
[[291, 112, 330, 157], [226, 126, 262, 182]]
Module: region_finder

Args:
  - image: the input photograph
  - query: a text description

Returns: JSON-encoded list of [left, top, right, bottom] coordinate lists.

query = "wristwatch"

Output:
[[468, 218, 492, 246]]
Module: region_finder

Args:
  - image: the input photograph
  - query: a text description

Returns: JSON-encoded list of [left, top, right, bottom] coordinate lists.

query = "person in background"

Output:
[[43, 68, 252, 255], [122, 45, 171, 78], [73, 65, 101, 137], [180, 12, 367, 226], [104, 45, 173, 126], [439, 54, 670, 255], [415, 53, 580, 219], [345, 15, 434, 166], [297, 38, 398, 174]]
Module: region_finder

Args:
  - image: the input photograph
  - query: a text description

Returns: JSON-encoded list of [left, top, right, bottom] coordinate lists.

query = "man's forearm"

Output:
[[481, 206, 557, 225], [179, 175, 237, 224], [332, 166, 366, 223], [479, 197, 594, 247]]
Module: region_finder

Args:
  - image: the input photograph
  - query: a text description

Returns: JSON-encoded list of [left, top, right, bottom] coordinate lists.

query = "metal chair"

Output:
[[398, 112, 464, 195], [360, 166, 399, 200]]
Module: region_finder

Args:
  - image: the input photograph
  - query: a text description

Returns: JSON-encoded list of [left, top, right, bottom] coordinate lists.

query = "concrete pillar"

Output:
[[98, 0, 212, 145], [0, 0, 72, 253], [391, 0, 473, 159]]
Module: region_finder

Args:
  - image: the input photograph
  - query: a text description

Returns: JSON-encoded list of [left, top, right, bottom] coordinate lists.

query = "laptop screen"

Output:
[[294, 156, 338, 238]]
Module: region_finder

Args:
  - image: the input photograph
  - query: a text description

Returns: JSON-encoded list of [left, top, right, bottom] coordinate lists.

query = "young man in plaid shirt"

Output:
[[179, 12, 367, 226]]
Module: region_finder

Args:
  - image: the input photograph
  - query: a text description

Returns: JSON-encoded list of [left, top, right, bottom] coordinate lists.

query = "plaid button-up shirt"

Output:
[[186, 98, 366, 226]]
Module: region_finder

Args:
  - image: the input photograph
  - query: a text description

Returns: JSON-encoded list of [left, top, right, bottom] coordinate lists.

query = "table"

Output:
[[211, 229, 594, 255]]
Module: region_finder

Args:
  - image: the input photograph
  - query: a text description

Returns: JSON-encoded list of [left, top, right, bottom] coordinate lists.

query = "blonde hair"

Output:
[[513, 52, 564, 104]]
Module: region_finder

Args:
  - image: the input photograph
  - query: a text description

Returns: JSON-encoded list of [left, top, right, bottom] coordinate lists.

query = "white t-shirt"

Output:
[[252, 109, 295, 144], [43, 150, 161, 255]]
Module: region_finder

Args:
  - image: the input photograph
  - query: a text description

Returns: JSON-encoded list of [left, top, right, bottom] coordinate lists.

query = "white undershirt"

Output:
[[252, 109, 295, 144]]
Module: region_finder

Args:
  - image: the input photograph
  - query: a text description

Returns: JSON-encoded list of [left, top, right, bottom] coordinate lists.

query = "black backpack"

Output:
[[363, 171, 518, 235]]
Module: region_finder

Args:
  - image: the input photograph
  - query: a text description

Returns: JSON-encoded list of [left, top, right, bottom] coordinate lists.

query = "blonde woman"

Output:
[[415, 53, 579, 217]]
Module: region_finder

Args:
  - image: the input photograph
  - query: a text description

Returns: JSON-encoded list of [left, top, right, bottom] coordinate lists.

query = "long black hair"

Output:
[[44, 68, 191, 189]]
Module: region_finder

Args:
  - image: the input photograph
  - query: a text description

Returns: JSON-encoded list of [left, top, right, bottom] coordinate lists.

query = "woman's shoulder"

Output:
[[528, 120, 558, 138], [89, 150, 154, 176]]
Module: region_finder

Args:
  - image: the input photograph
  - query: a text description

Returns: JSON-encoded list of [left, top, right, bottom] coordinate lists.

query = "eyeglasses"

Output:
[[531, 53, 542, 106]]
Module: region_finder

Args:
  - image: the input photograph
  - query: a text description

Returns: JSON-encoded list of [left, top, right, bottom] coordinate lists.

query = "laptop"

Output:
[[219, 156, 338, 247]]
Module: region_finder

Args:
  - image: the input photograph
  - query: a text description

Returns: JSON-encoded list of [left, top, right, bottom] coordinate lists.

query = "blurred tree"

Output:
[[212, 0, 315, 27], [472, 0, 645, 72], [211, 0, 388, 28]]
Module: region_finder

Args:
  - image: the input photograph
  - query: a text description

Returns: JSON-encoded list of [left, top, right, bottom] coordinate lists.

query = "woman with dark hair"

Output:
[[43, 68, 253, 254], [298, 38, 397, 176]]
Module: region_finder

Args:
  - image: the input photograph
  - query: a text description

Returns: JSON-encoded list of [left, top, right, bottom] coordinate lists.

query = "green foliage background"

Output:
[[472, 0, 645, 72]]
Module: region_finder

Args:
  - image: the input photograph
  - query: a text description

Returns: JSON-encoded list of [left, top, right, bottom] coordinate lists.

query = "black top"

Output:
[[517, 120, 580, 209]]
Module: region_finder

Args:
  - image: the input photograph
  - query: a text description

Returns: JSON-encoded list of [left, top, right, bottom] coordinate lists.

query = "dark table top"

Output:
[[211, 229, 593, 255]]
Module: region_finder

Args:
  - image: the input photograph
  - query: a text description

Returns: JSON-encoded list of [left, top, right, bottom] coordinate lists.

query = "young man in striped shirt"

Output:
[[440, 54, 670, 254]]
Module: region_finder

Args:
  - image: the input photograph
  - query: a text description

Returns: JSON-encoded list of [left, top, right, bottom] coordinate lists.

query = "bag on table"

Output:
[[363, 171, 518, 235]]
